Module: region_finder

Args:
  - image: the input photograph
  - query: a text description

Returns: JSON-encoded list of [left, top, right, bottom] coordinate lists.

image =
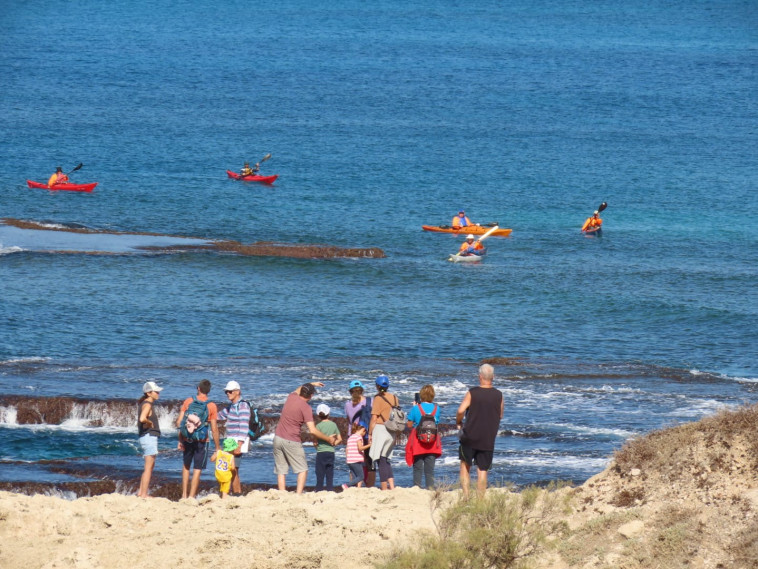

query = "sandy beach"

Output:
[[1, 405, 756, 569]]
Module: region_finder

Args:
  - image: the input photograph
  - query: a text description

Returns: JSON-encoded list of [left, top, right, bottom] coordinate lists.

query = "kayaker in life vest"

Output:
[[452, 210, 475, 228], [581, 210, 603, 232], [240, 163, 253, 176], [47, 166, 69, 188], [459, 234, 485, 256]]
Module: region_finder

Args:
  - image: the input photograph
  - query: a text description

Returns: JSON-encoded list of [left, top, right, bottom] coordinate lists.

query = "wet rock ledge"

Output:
[[1, 218, 386, 259]]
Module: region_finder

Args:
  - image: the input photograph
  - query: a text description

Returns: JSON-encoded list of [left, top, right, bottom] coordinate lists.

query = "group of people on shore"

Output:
[[137, 364, 503, 500]]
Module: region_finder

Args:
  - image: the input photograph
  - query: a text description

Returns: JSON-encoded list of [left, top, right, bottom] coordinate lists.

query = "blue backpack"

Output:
[[180, 396, 210, 442], [350, 397, 372, 442]]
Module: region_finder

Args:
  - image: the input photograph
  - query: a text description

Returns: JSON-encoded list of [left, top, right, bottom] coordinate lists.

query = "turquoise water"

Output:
[[0, 0, 756, 491]]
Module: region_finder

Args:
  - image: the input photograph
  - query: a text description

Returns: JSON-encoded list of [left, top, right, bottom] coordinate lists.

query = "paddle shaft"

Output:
[[451, 225, 499, 258]]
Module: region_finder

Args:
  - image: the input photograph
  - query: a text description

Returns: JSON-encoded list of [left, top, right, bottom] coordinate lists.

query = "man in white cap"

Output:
[[217, 380, 251, 496], [581, 209, 603, 233], [458, 234, 485, 257]]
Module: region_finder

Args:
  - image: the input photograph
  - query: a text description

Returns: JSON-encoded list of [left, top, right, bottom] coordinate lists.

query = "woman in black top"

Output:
[[138, 381, 163, 498]]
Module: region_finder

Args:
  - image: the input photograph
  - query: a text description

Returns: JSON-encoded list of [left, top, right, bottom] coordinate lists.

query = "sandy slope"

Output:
[[2, 406, 757, 569]]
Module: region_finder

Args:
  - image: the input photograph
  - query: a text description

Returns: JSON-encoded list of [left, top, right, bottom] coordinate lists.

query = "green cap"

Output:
[[222, 438, 238, 452]]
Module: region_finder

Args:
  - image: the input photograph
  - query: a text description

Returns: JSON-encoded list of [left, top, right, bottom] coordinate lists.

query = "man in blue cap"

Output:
[[452, 210, 475, 228]]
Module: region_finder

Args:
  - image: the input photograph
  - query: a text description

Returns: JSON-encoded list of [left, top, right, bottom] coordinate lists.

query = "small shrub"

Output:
[[727, 524, 758, 569], [610, 487, 645, 508], [377, 484, 571, 569]]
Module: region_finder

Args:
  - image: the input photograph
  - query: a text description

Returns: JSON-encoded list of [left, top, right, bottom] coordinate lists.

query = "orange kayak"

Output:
[[422, 225, 512, 237]]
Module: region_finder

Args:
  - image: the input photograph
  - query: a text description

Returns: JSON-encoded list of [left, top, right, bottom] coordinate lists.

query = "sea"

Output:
[[0, 0, 756, 496]]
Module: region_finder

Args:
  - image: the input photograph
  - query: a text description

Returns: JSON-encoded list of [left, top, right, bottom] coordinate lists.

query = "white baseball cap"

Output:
[[224, 380, 241, 391], [143, 381, 163, 393], [316, 403, 330, 416]]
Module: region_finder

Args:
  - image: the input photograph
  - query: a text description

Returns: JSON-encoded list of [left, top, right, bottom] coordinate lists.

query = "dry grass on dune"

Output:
[[380, 404, 758, 569], [563, 404, 758, 569]]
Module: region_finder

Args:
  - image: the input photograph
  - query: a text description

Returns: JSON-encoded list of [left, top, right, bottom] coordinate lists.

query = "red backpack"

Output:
[[416, 404, 438, 444]]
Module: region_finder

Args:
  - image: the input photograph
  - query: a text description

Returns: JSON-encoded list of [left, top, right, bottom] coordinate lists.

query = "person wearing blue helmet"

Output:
[[344, 379, 374, 486], [452, 210, 475, 228], [369, 375, 399, 490]]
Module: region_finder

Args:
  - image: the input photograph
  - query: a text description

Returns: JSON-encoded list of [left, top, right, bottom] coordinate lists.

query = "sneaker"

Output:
[[341, 484, 349, 490]]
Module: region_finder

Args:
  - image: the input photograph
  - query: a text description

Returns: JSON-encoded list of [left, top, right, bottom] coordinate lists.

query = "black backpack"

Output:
[[244, 401, 266, 441], [416, 404, 438, 444]]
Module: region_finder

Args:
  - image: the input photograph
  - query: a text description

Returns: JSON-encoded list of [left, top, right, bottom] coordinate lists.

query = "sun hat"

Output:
[[466, 234, 474, 240], [594, 210, 599, 215], [224, 380, 241, 391], [349, 380, 364, 391], [316, 403, 330, 416], [143, 381, 163, 393], [222, 438, 238, 452], [375, 375, 390, 389]]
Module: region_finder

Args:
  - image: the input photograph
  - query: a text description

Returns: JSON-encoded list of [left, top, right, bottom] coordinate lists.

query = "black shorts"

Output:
[[182, 440, 209, 471], [458, 444, 494, 471]]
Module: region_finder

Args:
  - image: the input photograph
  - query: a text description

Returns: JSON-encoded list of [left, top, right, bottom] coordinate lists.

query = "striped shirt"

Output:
[[218, 400, 251, 441], [346, 433, 364, 464]]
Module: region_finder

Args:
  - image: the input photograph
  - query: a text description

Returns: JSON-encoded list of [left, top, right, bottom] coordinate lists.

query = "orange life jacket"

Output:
[[581, 216, 602, 231], [452, 215, 472, 228], [459, 240, 483, 253], [47, 172, 69, 187]]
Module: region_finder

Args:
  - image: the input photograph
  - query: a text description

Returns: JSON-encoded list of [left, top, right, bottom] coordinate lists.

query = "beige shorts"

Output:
[[273, 436, 308, 475]]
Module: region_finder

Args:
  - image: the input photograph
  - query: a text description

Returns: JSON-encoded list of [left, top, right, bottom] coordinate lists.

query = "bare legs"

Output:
[[181, 466, 202, 499], [138, 455, 155, 498], [277, 471, 309, 494], [231, 463, 241, 494], [460, 461, 488, 499]]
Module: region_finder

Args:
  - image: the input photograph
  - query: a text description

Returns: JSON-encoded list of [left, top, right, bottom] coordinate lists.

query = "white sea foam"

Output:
[[733, 376, 758, 384], [437, 453, 609, 473], [540, 423, 637, 439], [0, 356, 50, 365], [0, 244, 24, 255], [667, 400, 736, 418], [0, 406, 18, 425], [494, 454, 610, 472]]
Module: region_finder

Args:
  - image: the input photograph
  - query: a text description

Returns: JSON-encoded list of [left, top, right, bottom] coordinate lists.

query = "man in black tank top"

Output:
[[456, 364, 503, 499]]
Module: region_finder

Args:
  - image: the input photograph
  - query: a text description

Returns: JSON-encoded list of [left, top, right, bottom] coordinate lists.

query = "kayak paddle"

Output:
[[597, 202, 607, 213], [67, 163, 83, 175], [450, 225, 499, 260], [245, 154, 271, 172], [476, 225, 501, 243]]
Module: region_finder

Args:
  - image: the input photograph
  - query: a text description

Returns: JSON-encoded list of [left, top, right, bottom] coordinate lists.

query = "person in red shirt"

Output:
[[273, 382, 338, 494], [175, 379, 220, 499]]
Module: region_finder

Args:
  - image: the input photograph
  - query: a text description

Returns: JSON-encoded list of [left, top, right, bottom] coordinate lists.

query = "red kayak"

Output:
[[27, 180, 98, 193], [226, 170, 278, 184]]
